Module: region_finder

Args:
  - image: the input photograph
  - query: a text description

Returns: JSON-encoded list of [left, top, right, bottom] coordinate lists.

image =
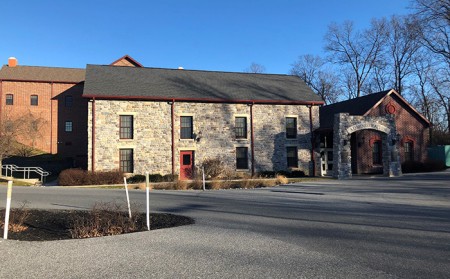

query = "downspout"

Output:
[[91, 97, 96, 172], [0, 80, 3, 129], [50, 82, 54, 154], [250, 102, 255, 176], [308, 104, 316, 177], [171, 99, 175, 176]]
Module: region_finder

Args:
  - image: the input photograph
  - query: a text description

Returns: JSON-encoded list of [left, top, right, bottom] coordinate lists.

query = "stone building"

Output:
[[317, 89, 431, 177], [82, 64, 324, 178]]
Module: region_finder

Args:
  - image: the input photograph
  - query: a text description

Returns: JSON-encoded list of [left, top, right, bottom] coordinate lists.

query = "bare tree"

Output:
[[324, 19, 388, 98], [386, 15, 422, 95], [0, 115, 21, 173], [0, 111, 48, 173], [244, 63, 266, 73], [429, 68, 450, 131], [290, 55, 341, 104], [413, 0, 450, 66], [363, 59, 392, 94]]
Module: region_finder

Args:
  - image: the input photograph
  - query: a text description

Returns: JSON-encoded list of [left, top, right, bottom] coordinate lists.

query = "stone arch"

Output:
[[333, 113, 402, 179]]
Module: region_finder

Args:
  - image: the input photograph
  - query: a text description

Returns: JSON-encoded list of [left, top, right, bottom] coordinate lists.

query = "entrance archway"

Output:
[[333, 113, 402, 179]]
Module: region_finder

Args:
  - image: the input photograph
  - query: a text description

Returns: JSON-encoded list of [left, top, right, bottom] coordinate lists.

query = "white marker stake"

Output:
[[202, 167, 206, 191], [146, 172, 150, 231], [123, 177, 132, 218], [3, 181, 13, 240]]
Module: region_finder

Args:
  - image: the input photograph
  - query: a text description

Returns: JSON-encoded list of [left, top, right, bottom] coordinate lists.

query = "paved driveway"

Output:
[[1, 172, 450, 278]]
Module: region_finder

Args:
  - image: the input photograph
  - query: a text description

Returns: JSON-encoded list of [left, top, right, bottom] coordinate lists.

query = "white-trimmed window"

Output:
[[180, 116, 193, 139], [30, 95, 38, 106], [287, 146, 298, 168], [6, 94, 13, 105], [235, 117, 247, 139], [120, 115, 134, 139], [286, 117, 297, 138], [120, 149, 134, 173], [65, 121, 73, 132], [236, 147, 249, 169]]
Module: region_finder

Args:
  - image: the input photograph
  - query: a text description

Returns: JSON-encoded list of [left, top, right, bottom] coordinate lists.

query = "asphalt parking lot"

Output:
[[1, 171, 449, 278]]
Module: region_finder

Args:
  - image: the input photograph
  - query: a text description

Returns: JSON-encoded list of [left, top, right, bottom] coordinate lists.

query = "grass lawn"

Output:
[[0, 178, 34, 186]]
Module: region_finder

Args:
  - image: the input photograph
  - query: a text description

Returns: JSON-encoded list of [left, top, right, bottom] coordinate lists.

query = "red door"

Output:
[[180, 151, 194, 180]]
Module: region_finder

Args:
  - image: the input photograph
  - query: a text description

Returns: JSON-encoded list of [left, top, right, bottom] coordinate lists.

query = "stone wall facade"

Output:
[[87, 100, 320, 177], [333, 113, 402, 179]]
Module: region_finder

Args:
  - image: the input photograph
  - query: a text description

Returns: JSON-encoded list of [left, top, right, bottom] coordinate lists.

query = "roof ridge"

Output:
[[323, 90, 391, 108], [87, 64, 292, 77]]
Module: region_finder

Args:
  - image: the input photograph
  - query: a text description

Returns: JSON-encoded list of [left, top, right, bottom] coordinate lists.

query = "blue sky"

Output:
[[1, 0, 410, 74]]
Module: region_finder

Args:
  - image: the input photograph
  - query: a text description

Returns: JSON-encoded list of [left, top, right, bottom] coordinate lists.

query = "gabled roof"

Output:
[[110, 55, 143, 67], [0, 65, 85, 83], [319, 89, 430, 128], [82, 65, 324, 104]]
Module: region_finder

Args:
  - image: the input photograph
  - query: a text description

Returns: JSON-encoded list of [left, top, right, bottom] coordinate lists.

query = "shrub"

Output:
[[275, 174, 289, 185], [162, 174, 177, 182], [0, 202, 30, 233], [127, 174, 146, 184], [401, 160, 446, 173], [199, 158, 225, 179], [58, 169, 124, 186], [69, 202, 141, 238], [289, 170, 305, 178], [127, 174, 169, 184], [257, 171, 276, 178]]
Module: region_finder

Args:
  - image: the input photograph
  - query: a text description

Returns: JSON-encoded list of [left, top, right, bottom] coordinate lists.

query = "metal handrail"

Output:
[[2, 164, 51, 183]]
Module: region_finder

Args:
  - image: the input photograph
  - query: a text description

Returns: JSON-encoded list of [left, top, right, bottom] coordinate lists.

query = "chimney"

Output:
[[8, 57, 18, 67]]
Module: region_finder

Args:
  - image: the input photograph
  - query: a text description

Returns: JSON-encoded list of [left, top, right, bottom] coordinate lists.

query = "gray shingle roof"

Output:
[[0, 65, 85, 83], [319, 90, 391, 128], [82, 65, 323, 103]]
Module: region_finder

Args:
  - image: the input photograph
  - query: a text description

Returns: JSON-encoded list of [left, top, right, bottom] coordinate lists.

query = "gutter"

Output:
[[0, 80, 2, 127], [250, 102, 255, 176], [50, 82, 54, 153], [0, 78, 82, 84], [82, 94, 325, 106], [171, 99, 175, 176], [308, 104, 316, 177], [91, 97, 96, 172]]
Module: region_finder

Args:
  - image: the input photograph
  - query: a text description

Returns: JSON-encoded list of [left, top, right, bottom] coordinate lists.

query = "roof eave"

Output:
[[364, 89, 431, 126], [82, 94, 324, 105], [0, 78, 84, 84]]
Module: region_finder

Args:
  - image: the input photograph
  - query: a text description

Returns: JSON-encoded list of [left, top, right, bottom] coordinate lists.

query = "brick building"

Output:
[[317, 89, 431, 175], [82, 64, 323, 178], [0, 57, 87, 168]]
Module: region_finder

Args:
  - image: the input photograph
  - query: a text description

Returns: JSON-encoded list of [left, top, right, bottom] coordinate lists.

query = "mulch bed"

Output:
[[1, 209, 194, 241]]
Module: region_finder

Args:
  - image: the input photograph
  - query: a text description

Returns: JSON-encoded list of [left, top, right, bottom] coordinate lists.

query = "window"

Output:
[[6, 94, 13, 105], [180, 116, 193, 139], [65, 121, 73, 132], [235, 117, 247, 139], [372, 141, 382, 165], [404, 141, 414, 162], [120, 149, 134, 173], [236, 147, 249, 169], [120, 115, 133, 139], [287, 147, 298, 168], [30, 95, 38, 106], [65, 95, 73, 107], [286, 117, 297, 138]]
